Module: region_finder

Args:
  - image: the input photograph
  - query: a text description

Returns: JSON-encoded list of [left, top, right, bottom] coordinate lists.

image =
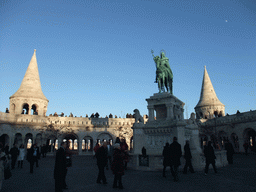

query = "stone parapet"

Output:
[[200, 110, 256, 128]]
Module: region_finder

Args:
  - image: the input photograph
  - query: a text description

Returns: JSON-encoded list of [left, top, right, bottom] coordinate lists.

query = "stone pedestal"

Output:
[[130, 92, 228, 171]]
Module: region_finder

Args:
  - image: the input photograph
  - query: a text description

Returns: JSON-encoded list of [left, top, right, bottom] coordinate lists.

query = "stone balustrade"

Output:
[[200, 110, 256, 128], [0, 112, 137, 128]]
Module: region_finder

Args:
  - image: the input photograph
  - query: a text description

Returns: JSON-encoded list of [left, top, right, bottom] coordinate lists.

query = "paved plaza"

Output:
[[1, 153, 256, 192]]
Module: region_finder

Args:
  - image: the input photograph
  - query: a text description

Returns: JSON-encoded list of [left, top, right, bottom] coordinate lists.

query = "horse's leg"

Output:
[[158, 77, 161, 93], [169, 78, 173, 94], [162, 75, 165, 92], [165, 77, 168, 92]]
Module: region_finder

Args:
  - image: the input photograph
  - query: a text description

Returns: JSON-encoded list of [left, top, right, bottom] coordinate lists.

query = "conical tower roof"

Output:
[[10, 50, 48, 101], [195, 66, 224, 108]]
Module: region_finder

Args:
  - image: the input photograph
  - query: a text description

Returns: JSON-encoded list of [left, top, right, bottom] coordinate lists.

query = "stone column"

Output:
[[181, 108, 184, 120], [166, 104, 174, 120], [238, 137, 244, 153], [147, 106, 154, 121], [22, 135, 26, 145], [78, 140, 83, 155]]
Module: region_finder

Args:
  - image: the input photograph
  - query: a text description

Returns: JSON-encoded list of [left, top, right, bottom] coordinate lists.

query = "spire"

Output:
[[195, 66, 224, 108], [10, 50, 48, 101]]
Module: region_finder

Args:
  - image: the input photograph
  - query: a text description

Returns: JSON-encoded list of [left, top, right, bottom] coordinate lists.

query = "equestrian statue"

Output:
[[151, 50, 173, 94]]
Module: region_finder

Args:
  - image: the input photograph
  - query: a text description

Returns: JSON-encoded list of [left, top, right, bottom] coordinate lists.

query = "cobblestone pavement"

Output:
[[1, 153, 256, 192]]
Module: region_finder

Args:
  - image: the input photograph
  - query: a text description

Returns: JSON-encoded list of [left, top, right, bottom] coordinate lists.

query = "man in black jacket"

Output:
[[96, 141, 108, 184], [54, 142, 67, 192], [183, 140, 195, 174], [27, 144, 40, 173], [170, 137, 182, 182], [162, 143, 171, 178], [204, 141, 217, 175], [225, 140, 234, 164], [10, 144, 19, 169]]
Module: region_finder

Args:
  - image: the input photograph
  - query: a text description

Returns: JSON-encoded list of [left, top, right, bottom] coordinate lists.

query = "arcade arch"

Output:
[[14, 133, 22, 147], [82, 136, 93, 152], [25, 133, 33, 149], [22, 103, 29, 114], [243, 128, 256, 152], [47, 135, 57, 152], [35, 133, 42, 146], [231, 133, 239, 150], [200, 134, 208, 148], [31, 104, 39, 115], [63, 133, 79, 151], [218, 131, 228, 149], [97, 132, 113, 146]]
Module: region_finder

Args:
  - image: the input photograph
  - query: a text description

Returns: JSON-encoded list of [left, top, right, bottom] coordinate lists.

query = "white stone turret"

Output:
[[9, 50, 49, 116], [195, 66, 225, 119]]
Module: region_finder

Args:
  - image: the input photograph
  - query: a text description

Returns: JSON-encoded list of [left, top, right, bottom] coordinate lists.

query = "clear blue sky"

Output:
[[0, 0, 255, 118]]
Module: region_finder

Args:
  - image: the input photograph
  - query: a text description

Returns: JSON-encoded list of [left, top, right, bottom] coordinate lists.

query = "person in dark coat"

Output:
[[120, 139, 129, 170], [204, 141, 217, 175], [10, 144, 19, 169], [96, 141, 108, 184], [162, 143, 171, 177], [183, 140, 195, 174], [41, 144, 47, 158], [54, 142, 67, 192], [170, 137, 182, 182], [4, 144, 9, 155], [142, 147, 146, 157], [111, 143, 124, 189], [27, 144, 40, 173], [225, 140, 234, 164]]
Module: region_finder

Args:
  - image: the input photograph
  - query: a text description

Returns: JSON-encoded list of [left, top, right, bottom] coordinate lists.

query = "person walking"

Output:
[[17, 144, 26, 168], [54, 142, 67, 192], [225, 140, 235, 164], [183, 140, 195, 174], [169, 137, 182, 182], [204, 141, 217, 175], [120, 139, 129, 170], [96, 141, 108, 184], [111, 143, 124, 189], [162, 143, 171, 178], [10, 144, 19, 169], [0, 144, 6, 191], [106, 141, 113, 170], [27, 144, 40, 173], [41, 144, 47, 158], [93, 143, 100, 157]]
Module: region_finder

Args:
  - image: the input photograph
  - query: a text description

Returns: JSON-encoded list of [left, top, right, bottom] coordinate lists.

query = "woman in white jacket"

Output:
[[17, 144, 26, 168]]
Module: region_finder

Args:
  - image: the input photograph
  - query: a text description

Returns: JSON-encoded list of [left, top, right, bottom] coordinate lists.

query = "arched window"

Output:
[[82, 139, 85, 151], [22, 104, 29, 114], [31, 104, 38, 115], [69, 139, 73, 150], [27, 139, 32, 149], [55, 139, 58, 150], [74, 139, 78, 150]]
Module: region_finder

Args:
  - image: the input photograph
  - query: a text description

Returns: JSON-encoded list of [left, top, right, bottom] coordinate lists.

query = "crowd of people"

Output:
[[93, 138, 129, 189], [161, 137, 238, 181], [0, 135, 250, 192]]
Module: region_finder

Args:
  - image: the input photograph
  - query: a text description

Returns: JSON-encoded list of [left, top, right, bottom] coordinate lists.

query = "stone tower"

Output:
[[195, 66, 225, 119], [9, 50, 49, 116]]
